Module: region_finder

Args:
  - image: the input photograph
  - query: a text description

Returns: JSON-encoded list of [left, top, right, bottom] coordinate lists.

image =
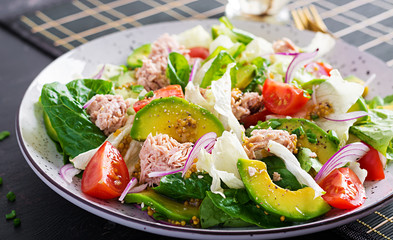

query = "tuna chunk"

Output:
[[272, 38, 299, 53], [136, 33, 190, 91], [231, 89, 263, 120], [86, 94, 130, 136], [139, 133, 192, 186], [244, 128, 297, 159]]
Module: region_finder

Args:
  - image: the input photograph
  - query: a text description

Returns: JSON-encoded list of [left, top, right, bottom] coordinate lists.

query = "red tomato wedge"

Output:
[[81, 141, 130, 199], [358, 144, 385, 181], [262, 78, 310, 115], [319, 168, 366, 209], [189, 47, 210, 60], [240, 109, 273, 129], [133, 85, 184, 112]]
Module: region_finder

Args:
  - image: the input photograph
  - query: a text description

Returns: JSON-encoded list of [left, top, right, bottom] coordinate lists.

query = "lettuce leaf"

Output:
[[175, 25, 212, 49], [202, 189, 292, 228], [200, 51, 236, 88], [41, 79, 113, 159], [350, 109, 393, 160], [166, 52, 190, 91], [153, 172, 212, 201]]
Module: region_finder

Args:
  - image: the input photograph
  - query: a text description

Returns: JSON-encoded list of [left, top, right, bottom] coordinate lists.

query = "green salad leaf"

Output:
[[40, 79, 113, 160], [200, 51, 236, 88], [201, 189, 292, 228], [153, 172, 212, 201], [350, 109, 393, 161], [199, 196, 252, 228], [166, 52, 191, 91]]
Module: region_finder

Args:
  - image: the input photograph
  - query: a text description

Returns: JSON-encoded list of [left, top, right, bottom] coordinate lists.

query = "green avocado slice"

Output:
[[247, 118, 339, 164], [124, 189, 199, 221], [130, 97, 225, 143], [237, 158, 330, 221]]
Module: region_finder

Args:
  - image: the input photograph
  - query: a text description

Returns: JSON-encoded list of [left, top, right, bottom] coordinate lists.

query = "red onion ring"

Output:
[[314, 142, 369, 183], [323, 111, 369, 122], [148, 167, 184, 178], [119, 177, 138, 202], [83, 96, 96, 109], [92, 65, 105, 79], [285, 49, 319, 84], [182, 132, 217, 177], [189, 58, 201, 82], [59, 164, 81, 184]]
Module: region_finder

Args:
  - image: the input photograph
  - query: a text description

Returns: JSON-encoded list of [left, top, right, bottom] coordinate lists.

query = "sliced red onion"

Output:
[[189, 58, 201, 82], [314, 142, 369, 183], [119, 177, 138, 202], [92, 65, 105, 79], [275, 52, 300, 56], [128, 183, 148, 193], [59, 164, 81, 184], [285, 49, 319, 84], [378, 151, 387, 168], [182, 132, 217, 177], [83, 96, 96, 109], [148, 167, 184, 178], [323, 111, 369, 122]]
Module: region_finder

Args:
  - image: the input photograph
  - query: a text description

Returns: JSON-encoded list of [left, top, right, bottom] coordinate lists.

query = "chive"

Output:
[[5, 210, 16, 220], [6, 191, 16, 202], [13, 218, 21, 227], [269, 120, 282, 129], [0, 131, 10, 141], [306, 129, 318, 144]]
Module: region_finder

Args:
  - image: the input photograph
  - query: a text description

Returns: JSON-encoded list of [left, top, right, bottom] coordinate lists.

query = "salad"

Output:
[[39, 17, 393, 229]]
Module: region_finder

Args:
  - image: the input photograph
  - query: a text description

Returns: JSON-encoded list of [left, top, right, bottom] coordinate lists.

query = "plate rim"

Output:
[[16, 19, 393, 239]]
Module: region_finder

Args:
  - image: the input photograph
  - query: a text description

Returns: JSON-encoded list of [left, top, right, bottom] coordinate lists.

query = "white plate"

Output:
[[16, 19, 393, 239]]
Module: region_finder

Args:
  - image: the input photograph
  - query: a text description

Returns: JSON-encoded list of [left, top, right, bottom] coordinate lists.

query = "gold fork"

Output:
[[291, 5, 330, 34]]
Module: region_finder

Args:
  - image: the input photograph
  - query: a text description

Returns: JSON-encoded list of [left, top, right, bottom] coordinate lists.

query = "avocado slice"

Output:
[[127, 43, 151, 69], [247, 118, 339, 164], [300, 79, 326, 89], [124, 189, 199, 221], [237, 158, 330, 221], [235, 65, 257, 90], [131, 97, 225, 143]]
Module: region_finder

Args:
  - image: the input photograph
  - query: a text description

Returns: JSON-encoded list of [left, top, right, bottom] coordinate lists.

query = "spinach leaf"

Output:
[[200, 51, 236, 88], [153, 172, 212, 201], [166, 52, 190, 91], [200, 196, 252, 228], [261, 156, 303, 191], [350, 109, 393, 160], [40, 79, 113, 159], [205, 189, 292, 228]]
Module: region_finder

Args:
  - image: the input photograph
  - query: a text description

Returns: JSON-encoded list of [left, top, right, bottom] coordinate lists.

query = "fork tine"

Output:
[[291, 9, 305, 30], [302, 7, 318, 32], [309, 5, 329, 33], [296, 8, 309, 30]]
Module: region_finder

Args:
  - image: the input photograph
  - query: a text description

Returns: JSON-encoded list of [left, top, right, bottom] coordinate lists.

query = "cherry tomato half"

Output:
[[133, 85, 184, 112], [189, 47, 210, 60], [81, 141, 130, 199], [358, 144, 385, 181], [319, 168, 366, 209], [262, 78, 310, 115]]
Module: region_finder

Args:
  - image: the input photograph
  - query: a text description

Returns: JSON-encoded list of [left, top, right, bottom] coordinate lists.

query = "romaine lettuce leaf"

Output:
[[175, 25, 212, 49], [41, 79, 113, 159]]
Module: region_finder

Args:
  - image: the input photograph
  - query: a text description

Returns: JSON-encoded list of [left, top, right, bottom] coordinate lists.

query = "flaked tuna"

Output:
[[139, 133, 192, 186], [86, 94, 130, 136]]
